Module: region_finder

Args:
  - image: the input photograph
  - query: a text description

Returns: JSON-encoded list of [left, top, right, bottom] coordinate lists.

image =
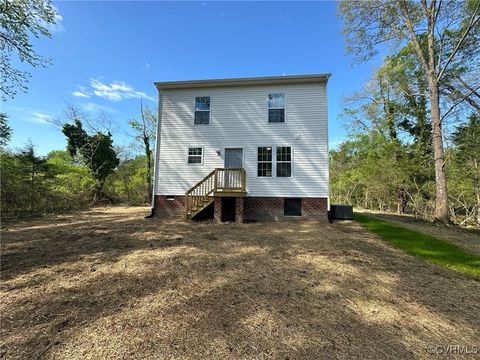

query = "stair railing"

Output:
[[185, 168, 246, 218]]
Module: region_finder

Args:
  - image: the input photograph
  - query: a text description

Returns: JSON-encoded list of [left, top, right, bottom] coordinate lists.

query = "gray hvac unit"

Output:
[[330, 205, 353, 220]]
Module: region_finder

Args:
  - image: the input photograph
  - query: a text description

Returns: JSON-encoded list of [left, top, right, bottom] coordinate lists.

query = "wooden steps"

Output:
[[185, 168, 246, 219]]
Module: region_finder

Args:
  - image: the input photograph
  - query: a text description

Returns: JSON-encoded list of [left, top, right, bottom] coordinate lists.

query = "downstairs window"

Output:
[[284, 198, 301, 216], [187, 147, 203, 164], [276, 146, 292, 177], [257, 147, 272, 177]]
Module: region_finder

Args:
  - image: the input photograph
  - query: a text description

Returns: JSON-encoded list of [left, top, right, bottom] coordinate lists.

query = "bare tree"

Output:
[[128, 98, 156, 202], [52, 103, 113, 134]]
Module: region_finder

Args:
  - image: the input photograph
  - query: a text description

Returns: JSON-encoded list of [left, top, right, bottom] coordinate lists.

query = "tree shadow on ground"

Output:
[[1, 208, 479, 359]]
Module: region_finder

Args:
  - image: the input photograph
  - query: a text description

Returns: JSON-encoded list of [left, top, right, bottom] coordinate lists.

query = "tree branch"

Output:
[[441, 84, 480, 121], [457, 76, 480, 100], [398, 0, 431, 73], [437, 0, 480, 81], [433, 0, 443, 26]]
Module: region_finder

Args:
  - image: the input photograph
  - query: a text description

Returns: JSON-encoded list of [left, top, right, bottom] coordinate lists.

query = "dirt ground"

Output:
[[1, 207, 479, 359]]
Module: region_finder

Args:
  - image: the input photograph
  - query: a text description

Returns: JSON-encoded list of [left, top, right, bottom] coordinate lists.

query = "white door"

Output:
[[224, 148, 243, 168], [224, 149, 243, 188]]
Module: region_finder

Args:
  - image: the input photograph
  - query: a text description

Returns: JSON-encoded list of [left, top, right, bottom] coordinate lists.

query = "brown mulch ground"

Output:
[[1, 207, 479, 359], [361, 211, 480, 257]]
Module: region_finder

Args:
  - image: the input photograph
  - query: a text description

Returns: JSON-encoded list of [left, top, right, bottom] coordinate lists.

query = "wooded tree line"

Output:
[[333, 0, 479, 226], [1, 1, 157, 220], [330, 113, 479, 225], [0, 103, 156, 220], [1, 0, 478, 226]]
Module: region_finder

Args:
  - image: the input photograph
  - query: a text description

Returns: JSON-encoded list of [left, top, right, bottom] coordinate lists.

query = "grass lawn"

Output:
[[355, 213, 480, 278], [1, 207, 479, 359]]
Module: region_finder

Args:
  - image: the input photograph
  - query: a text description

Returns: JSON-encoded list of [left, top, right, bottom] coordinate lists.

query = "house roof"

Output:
[[154, 73, 331, 90]]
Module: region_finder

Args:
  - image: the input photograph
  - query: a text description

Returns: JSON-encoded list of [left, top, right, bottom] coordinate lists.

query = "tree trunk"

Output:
[[397, 188, 407, 214], [476, 187, 480, 225], [474, 158, 480, 225], [93, 180, 105, 205], [428, 77, 449, 223], [144, 138, 152, 203], [30, 163, 35, 213]]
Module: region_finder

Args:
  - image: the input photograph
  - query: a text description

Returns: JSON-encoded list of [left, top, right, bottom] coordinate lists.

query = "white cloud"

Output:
[[72, 90, 90, 98], [46, 6, 65, 33], [142, 62, 150, 70], [89, 79, 155, 102], [81, 102, 115, 113], [72, 85, 91, 98], [29, 112, 52, 124]]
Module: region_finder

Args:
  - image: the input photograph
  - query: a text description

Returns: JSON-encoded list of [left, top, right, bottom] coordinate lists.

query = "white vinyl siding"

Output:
[[155, 82, 328, 198]]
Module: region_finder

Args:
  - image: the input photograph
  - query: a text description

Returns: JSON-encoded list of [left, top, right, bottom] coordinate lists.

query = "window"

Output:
[[284, 198, 301, 216], [194, 96, 210, 124], [187, 147, 203, 164], [276, 146, 292, 177], [257, 147, 272, 177], [257, 146, 292, 177], [268, 93, 285, 123]]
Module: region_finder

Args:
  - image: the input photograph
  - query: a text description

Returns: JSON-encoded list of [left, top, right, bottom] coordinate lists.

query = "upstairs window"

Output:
[[276, 146, 292, 177], [194, 96, 210, 124], [257, 147, 272, 177], [187, 147, 203, 164], [268, 93, 285, 123]]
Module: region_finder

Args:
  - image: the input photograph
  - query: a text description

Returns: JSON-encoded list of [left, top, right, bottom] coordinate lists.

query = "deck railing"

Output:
[[185, 168, 246, 218], [215, 168, 246, 192]]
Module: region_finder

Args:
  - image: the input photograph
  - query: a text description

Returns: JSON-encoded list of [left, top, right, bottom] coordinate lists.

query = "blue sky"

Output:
[[2, 1, 383, 155]]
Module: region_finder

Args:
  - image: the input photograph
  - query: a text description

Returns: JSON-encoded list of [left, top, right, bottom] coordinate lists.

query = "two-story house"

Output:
[[151, 73, 330, 222]]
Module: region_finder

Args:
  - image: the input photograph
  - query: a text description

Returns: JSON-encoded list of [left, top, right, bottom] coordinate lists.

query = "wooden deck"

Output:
[[185, 168, 246, 219]]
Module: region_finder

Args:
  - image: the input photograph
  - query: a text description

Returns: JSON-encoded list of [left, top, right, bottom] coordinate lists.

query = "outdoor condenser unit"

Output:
[[329, 205, 353, 220]]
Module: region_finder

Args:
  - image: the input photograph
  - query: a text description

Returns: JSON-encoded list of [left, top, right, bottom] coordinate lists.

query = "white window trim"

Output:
[[276, 146, 293, 178], [256, 145, 294, 178], [257, 146, 273, 178], [267, 91, 286, 124], [186, 146, 204, 165], [193, 96, 211, 125]]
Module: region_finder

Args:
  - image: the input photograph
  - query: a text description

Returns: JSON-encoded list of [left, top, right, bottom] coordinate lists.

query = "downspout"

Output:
[[145, 87, 162, 218]]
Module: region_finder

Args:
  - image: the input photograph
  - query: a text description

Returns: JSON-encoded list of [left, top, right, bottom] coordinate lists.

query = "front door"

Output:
[[224, 148, 243, 188]]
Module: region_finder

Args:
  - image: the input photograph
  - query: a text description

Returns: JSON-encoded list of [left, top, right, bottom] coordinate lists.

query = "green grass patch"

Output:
[[355, 214, 480, 278]]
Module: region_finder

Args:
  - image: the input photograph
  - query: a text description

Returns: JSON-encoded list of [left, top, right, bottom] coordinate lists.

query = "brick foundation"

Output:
[[154, 195, 328, 222], [154, 195, 185, 216], [244, 197, 283, 221], [213, 197, 244, 223], [235, 197, 244, 223], [244, 197, 328, 221], [301, 198, 329, 219], [214, 197, 222, 223]]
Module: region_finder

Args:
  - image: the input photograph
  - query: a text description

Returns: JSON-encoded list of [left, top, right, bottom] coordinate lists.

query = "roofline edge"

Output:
[[154, 73, 331, 90]]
